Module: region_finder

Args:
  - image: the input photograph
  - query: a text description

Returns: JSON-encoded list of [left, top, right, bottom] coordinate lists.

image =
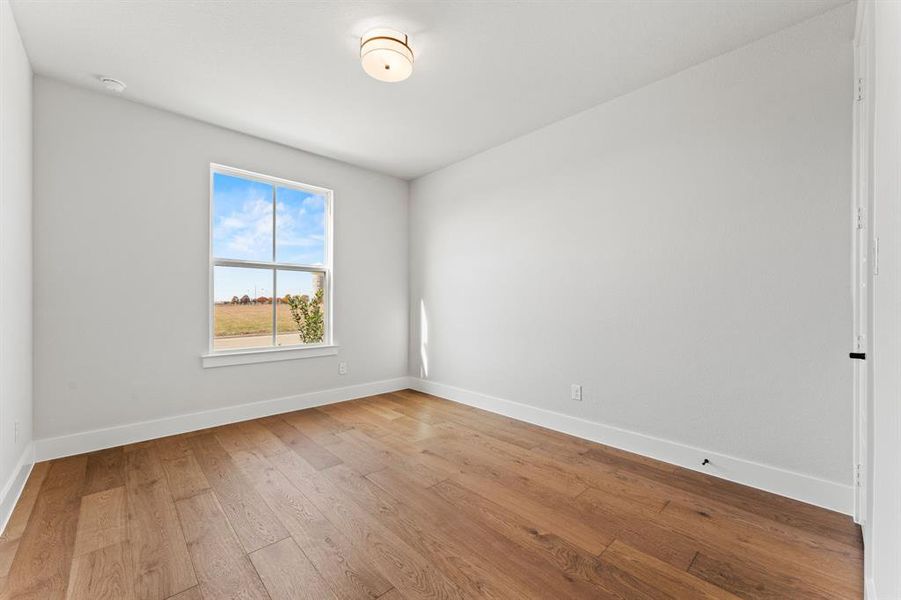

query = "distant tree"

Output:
[[286, 289, 325, 344], [240, 294, 251, 305], [256, 296, 270, 304], [231, 296, 239, 305]]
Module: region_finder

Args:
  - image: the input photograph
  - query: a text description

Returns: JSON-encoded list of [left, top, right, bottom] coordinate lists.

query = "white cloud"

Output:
[[215, 191, 325, 262]]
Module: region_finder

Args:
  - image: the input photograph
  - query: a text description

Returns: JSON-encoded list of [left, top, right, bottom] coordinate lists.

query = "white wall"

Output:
[[410, 6, 855, 490], [0, 0, 34, 511], [863, 1, 901, 596], [33, 78, 408, 442]]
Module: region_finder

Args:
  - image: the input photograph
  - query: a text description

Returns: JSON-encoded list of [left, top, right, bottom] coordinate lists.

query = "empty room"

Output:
[[1, 0, 900, 598]]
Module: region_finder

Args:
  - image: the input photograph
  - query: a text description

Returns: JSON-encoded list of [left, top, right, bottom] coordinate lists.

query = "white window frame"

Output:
[[202, 163, 337, 368]]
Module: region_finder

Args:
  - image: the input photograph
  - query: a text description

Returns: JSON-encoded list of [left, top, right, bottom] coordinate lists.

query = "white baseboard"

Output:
[[34, 377, 410, 461], [0, 442, 35, 534], [410, 377, 853, 515], [866, 578, 877, 600]]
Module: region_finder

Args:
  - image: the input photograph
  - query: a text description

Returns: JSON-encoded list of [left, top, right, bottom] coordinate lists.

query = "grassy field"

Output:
[[214, 303, 299, 337]]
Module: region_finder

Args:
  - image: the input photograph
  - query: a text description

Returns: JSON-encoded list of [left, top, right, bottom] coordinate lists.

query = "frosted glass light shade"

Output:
[[360, 29, 414, 82]]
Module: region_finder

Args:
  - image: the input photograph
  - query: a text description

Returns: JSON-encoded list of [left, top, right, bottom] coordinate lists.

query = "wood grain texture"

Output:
[[249, 536, 337, 600], [175, 490, 269, 600], [164, 586, 202, 600], [0, 391, 864, 600], [188, 433, 288, 553], [155, 436, 209, 502], [0, 462, 50, 544], [66, 541, 135, 600], [0, 462, 50, 579], [4, 455, 87, 599], [270, 451, 466, 599], [72, 486, 127, 557], [125, 447, 196, 600], [83, 448, 126, 496], [233, 448, 393, 600], [599, 540, 740, 599], [261, 415, 343, 469]]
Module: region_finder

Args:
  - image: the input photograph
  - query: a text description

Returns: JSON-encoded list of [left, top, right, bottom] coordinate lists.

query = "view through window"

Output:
[[210, 165, 332, 352]]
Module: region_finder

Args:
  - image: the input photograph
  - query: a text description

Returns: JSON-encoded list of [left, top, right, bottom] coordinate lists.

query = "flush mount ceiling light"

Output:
[[360, 28, 414, 83], [99, 76, 126, 93]]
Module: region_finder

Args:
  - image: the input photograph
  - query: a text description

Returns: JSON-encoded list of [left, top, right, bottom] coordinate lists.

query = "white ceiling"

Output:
[[11, 0, 848, 179]]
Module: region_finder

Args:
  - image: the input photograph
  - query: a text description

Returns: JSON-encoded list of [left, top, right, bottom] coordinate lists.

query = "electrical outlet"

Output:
[[571, 384, 582, 401], [338, 361, 348, 375]]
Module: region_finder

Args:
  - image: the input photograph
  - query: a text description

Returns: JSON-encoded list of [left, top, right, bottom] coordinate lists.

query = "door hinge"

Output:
[[856, 463, 863, 487], [857, 207, 866, 230], [857, 78, 864, 102]]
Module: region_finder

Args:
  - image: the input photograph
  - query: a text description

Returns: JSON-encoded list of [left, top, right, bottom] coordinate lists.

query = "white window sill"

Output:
[[202, 344, 339, 368]]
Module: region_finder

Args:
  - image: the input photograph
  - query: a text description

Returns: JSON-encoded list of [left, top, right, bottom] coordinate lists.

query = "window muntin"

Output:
[[210, 165, 332, 353]]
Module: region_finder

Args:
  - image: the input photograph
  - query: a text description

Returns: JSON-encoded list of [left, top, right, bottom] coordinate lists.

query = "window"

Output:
[[208, 164, 333, 357]]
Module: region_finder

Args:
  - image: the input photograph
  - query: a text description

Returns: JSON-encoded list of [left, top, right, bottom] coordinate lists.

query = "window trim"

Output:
[[207, 163, 335, 361]]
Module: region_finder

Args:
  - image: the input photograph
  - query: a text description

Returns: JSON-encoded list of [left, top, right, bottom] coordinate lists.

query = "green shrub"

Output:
[[286, 288, 325, 344]]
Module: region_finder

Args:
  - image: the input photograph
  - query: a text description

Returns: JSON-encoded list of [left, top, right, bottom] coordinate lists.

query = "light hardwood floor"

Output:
[[0, 390, 863, 599]]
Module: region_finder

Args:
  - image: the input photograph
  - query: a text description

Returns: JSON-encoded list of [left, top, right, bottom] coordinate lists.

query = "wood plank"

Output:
[[236, 420, 290, 456], [1, 462, 51, 542], [280, 408, 350, 446], [656, 482, 862, 561], [0, 540, 20, 581], [599, 540, 740, 599], [326, 428, 450, 487], [656, 499, 860, 594], [457, 430, 671, 512], [125, 447, 197, 600], [0, 462, 51, 579], [316, 403, 398, 439], [188, 433, 288, 552], [236, 449, 393, 600], [576, 487, 701, 570], [66, 541, 135, 600], [390, 391, 539, 450], [155, 436, 209, 502], [380, 415, 449, 442], [0, 392, 865, 600], [164, 586, 202, 600], [370, 434, 459, 484], [211, 423, 256, 454], [83, 448, 126, 496], [357, 396, 406, 421], [380, 393, 449, 425], [330, 465, 535, 600], [73, 486, 127, 557], [423, 432, 588, 498], [430, 479, 621, 597], [426, 440, 616, 555], [249, 536, 337, 600], [259, 416, 343, 469], [671, 467, 861, 547], [175, 491, 269, 600], [270, 452, 468, 600], [4, 455, 87, 600], [360, 465, 613, 599], [688, 550, 856, 600], [598, 454, 859, 548]]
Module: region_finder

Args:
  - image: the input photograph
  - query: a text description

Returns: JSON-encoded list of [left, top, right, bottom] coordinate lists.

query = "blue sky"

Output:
[[212, 172, 326, 300]]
